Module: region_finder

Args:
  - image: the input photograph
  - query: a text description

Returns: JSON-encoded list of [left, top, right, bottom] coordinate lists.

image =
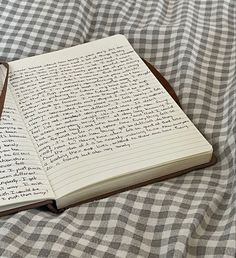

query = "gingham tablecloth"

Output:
[[0, 1, 235, 257]]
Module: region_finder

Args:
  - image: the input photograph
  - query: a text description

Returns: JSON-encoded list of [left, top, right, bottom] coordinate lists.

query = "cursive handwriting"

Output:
[[10, 44, 190, 171], [0, 90, 50, 202]]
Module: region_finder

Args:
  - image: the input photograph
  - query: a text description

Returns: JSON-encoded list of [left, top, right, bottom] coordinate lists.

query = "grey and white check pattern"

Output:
[[0, 0, 235, 257]]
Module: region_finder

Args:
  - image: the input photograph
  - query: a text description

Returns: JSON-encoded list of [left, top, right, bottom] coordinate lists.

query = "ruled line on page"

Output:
[[47, 126, 204, 177], [53, 142, 210, 194], [50, 136, 204, 183], [51, 141, 210, 192]]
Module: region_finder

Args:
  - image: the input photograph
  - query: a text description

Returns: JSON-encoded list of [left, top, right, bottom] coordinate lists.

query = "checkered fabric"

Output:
[[0, 0, 235, 257]]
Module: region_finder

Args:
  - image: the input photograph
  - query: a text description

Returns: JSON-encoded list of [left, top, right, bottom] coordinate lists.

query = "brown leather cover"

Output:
[[0, 59, 216, 216], [0, 200, 54, 217], [47, 59, 216, 213], [0, 62, 9, 118], [141, 59, 181, 107]]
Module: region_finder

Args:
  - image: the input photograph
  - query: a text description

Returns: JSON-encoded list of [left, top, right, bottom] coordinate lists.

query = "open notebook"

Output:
[[0, 35, 215, 216]]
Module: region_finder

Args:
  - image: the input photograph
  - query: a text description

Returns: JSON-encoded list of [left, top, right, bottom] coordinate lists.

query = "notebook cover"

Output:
[[0, 59, 216, 216], [47, 59, 216, 213], [0, 200, 54, 217]]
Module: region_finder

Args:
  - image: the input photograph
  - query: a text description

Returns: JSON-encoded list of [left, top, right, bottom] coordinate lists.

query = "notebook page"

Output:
[[8, 35, 212, 199], [0, 69, 54, 206]]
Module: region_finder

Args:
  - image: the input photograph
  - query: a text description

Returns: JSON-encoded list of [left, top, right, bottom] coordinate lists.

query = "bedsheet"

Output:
[[0, 0, 235, 257]]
